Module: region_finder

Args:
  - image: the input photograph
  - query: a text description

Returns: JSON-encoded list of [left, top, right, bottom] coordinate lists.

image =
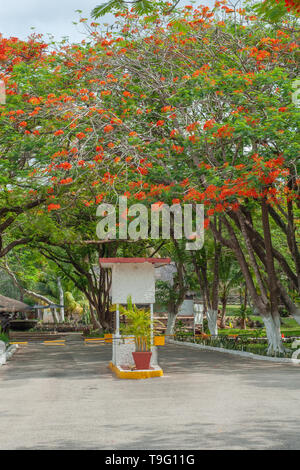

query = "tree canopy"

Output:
[[0, 0, 299, 353]]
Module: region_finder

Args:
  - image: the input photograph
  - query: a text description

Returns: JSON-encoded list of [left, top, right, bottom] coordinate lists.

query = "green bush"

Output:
[[0, 331, 9, 343], [120, 298, 152, 351], [175, 333, 294, 358]]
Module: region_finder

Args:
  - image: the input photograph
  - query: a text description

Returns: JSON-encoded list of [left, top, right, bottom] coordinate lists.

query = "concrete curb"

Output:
[[0, 344, 19, 366], [169, 339, 300, 365]]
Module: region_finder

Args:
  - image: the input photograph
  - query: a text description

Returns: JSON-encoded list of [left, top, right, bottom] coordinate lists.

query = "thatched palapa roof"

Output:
[[0, 294, 31, 313]]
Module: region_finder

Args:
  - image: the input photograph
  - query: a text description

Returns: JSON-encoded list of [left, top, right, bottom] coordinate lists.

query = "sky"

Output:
[[0, 0, 215, 43]]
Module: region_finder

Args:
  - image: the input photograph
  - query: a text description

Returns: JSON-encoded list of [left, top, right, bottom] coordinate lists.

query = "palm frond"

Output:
[[92, 0, 156, 18], [133, 0, 153, 15], [92, 0, 126, 18]]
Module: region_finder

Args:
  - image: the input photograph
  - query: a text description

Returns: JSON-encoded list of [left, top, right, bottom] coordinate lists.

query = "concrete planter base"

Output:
[[109, 362, 163, 379]]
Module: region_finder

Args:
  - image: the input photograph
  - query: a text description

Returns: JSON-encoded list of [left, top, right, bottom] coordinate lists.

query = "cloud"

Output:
[[0, 0, 99, 41], [0, 0, 215, 42]]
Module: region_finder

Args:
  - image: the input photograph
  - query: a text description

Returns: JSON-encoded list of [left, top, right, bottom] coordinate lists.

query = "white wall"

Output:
[[111, 263, 155, 304]]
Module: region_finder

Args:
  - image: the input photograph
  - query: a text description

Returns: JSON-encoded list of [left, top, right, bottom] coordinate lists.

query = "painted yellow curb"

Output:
[[44, 340, 65, 343], [43, 342, 65, 345], [84, 338, 105, 342], [109, 362, 163, 380], [9, 342, 28, 345], [104, 334, 113, 344]]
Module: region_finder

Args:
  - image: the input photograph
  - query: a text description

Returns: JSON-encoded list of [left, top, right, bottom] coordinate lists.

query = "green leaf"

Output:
[[92, 0, 126, 18]]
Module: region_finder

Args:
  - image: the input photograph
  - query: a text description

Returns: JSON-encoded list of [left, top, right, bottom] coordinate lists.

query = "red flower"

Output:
[[59, 177, 73, 185], [57, 162, 72, 170], [203, 119, 216, 130], [48, 203, 61, 212], [76, 132, 86, 140]]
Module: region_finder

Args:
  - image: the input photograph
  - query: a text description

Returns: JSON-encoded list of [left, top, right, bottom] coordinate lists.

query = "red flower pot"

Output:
[[132, 351, 152, 370]]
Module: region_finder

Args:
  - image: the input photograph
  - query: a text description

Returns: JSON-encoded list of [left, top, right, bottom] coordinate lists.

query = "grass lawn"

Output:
[[218, 317, 300, 338], [224, 304, 242, 316], [176, 306, 300, 358], [218, 305, 300, 337]]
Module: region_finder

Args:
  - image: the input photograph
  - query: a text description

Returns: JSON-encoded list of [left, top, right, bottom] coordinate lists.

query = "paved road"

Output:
[[0, 337, 300, 450]]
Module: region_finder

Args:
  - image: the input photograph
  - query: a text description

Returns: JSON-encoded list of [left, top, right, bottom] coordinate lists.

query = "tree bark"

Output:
[[57, 277, 65, 323], [262, 314, 285, 355], [207, 309, 218, 336], [51, 308, 59, 323], [219, 215, 285, 353], [89, 303, 102, 330], [193, 232, 221, 336], [166, 310, 177, 336], [277, 281, 300, 325], [220, 295, 227, 329]]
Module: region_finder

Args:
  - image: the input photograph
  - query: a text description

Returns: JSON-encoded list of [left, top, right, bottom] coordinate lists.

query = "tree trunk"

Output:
[[166, 310, 177, 336], [262, 313, 285, 355], [220, 296, 227, 329], [93, 302, 111, 331], [277, 281, 300, 325], [261, 198, 279, 316], [211, 237, 221, 315], [89, 303, 102, 331], [243, 285, 248, 310], [57, 277, 65, 323], [207, 309, 218, 337], [240, 286, 248, 329], [164, 244, 187, 338], [51, 308, 59, 323], [221, 215, 284, 353], [37, 308, 43, 321]]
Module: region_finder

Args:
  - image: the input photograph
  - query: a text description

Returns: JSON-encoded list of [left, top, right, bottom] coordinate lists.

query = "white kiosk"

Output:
[[99, 257, 171, 379]]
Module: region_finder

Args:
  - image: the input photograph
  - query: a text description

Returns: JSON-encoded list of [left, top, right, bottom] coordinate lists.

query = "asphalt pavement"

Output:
[[0, 336, 299, 450]]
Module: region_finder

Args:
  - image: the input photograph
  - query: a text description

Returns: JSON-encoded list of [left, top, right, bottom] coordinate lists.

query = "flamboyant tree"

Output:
[[70, 1, 298, 352], [0, 35, 50, 257], [92, 0, 300, 19], [1, 2, 299, 350], [255, 0, 300, 20]]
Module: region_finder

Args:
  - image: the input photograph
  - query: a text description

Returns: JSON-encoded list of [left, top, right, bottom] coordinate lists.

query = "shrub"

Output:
[[0, 331, 9, 343]]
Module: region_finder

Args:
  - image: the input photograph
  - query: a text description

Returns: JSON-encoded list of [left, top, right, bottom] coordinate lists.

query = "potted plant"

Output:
[[120, 298, 153, 370], [132, 335, 152, 370]]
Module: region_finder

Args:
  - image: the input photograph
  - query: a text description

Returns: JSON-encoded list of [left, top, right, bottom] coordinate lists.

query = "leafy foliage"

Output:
[[0, 329, 9, 343], [120, 297, 152, 351], [254, 0, 300, 21]]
